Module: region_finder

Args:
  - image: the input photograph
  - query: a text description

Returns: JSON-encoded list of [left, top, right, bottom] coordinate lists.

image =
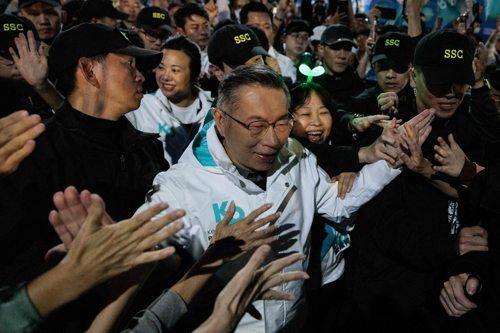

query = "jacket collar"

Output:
[[182, 121, 296, 193], [52, 100, 159, 154]]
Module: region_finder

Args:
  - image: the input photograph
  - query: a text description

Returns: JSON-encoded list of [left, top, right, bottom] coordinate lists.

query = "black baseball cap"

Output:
[[207, 24, 269, 68], [49, 23, 162, 73], [136, 6, 172, 33], [62, 0, 84, 30], [372, 32, 414, 67], [19, 0, 60, 8], [0, 14, 40, 51], [320, 24, 357, 48], [285, 20, 313, 36], [81, 0, 129, 21], [414, 30, 474, 86]]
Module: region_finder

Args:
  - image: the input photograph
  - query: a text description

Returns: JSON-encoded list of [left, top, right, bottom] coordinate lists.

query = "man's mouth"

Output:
[[256, 152, 277, 162]]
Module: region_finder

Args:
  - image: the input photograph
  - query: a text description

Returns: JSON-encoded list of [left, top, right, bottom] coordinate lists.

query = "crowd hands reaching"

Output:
[[1, 0, 500, 332]]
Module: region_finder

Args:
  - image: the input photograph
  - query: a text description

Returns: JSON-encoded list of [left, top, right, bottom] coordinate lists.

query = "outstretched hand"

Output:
[[398, 108, 434, 145], [49, 187, 185, 284], [359, 118, 401, 166], [194, 245, 308, 333], [210, 202, 280, 262], [432, 134, 466, 177], [350, 114, 390, 133], [49, 186, 113, 249]]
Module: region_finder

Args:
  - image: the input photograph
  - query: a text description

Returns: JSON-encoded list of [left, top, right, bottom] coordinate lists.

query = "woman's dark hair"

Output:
[[162, 35, 201, 85], [289, 82, 338, 116]]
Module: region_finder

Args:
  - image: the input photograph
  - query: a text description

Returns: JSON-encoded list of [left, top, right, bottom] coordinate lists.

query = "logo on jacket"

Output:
[[213, 201, 246, 225], [158, 122, 172, 135]]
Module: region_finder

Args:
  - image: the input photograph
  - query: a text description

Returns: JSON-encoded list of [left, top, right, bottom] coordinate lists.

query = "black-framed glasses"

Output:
[[139, 29, 171, 43], [219, 109, 294, 138]]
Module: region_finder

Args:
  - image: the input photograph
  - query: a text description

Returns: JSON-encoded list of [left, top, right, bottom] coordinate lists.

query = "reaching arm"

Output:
[[407, 0, 429, 37], [170, 202, 280, 306], [31, 187, 184, 321], [193, 245, 308, 333]]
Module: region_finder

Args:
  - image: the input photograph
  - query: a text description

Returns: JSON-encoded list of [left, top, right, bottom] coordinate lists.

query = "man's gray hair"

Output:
[[217, 65, 291, 113]]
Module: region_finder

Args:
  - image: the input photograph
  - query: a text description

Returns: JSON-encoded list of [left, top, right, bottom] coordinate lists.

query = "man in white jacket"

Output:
[[137, 65, 402, 332]]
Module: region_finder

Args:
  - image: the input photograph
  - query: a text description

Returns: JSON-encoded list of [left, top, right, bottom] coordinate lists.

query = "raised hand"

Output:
[[473, 43, 487, 88], [204, 0, 219, 26], [58, 192, 185, 284], [10, 30, 49, 89], [49, 186, 113, 249], [399, 122, 430, 174]]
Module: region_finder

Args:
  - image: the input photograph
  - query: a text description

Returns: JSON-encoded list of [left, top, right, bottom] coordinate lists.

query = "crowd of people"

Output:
[[0, 0, 499, 332]]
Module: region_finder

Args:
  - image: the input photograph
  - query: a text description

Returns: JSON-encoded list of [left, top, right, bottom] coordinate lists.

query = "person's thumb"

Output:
[[466, 276, 480, 295]]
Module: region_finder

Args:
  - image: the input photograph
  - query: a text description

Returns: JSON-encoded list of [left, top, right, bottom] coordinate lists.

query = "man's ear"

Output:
[[78, 57, 100, 87], [210, 63, 224, 82], [410, 67, 417, 89], [212, 107, 226, 138], [317, 44, 324, 57], [176, 26, 186, 36], [61, 10, 67, 24]]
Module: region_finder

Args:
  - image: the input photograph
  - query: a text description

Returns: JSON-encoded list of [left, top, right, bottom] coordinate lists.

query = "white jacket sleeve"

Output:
[[316, 160, 401, 232]]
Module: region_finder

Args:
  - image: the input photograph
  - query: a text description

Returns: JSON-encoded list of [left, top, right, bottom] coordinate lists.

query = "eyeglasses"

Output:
[[220, 109, 294, 138], [0, 56, 14, 67], [288, 33, 311, 43], [139, 29, 171, 43]]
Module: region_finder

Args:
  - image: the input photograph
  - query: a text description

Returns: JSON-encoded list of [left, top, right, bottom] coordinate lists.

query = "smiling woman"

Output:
[[125, 35, 213, 166]]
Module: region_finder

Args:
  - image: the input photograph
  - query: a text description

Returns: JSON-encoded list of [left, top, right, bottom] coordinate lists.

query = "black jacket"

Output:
[[0, 100, 168, 286], [340, 86, 500, 332]]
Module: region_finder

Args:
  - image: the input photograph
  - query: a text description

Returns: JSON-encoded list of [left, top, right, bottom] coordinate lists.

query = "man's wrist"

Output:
[[32, 78, 51, 91], [420, 158, 436, 179]]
